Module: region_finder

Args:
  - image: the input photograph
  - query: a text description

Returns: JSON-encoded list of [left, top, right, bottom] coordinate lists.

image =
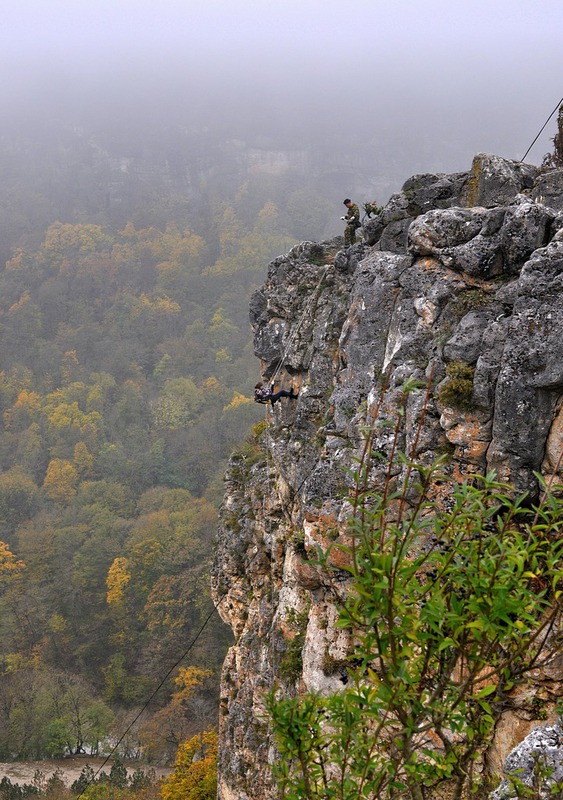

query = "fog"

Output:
[[1, 0, 562, 204]]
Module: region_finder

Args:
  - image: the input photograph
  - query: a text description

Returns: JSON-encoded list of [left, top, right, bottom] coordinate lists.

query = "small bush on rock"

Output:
[[437, 360, 475, 409]]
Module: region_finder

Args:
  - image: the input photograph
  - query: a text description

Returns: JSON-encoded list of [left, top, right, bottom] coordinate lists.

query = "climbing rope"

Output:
[[519, 95, 563, 163], [75, 600, 224, 797], [76, 539, 270, 798], [268, 262, 333, 388], [258, 260, 335, 669]]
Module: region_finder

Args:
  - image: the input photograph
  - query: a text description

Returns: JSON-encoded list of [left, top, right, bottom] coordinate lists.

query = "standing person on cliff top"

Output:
[[341, 198, 360, 245]]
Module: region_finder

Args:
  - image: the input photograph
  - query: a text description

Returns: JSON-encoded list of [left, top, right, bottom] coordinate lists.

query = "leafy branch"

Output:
[[267, 379, 563, 800]]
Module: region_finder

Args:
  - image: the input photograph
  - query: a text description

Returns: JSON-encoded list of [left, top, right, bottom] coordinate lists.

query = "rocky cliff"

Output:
[[211, 154, 563, 800]]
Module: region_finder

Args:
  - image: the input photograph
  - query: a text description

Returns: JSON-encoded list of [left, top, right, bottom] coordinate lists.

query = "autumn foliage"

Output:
[[0, 206, 296, 759], [160, 730, 218, 800]]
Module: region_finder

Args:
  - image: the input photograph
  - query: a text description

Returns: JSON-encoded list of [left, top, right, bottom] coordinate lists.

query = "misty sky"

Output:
[[1, 0, 562, 175]]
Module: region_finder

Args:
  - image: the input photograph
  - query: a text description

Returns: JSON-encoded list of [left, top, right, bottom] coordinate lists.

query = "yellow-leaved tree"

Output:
[[0, 541, 26, 588], [160, 729, 217, 800], [139, 666, 213, 762], [43, 458, 78, 503], [106, 556, 131, 606]]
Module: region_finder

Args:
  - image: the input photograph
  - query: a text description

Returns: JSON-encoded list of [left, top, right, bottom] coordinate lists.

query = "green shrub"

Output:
[[437, 360, 475, 409], [267, 380, 563, 800], [279, 609, 309, 682]]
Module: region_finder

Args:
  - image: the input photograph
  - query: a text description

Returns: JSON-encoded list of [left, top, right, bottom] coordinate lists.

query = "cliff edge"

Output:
[[211, 154, 563, 800]]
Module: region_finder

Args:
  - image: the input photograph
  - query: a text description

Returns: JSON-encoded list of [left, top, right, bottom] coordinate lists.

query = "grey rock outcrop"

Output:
[[363, 170, 468, 250], [464, 153, 539, 208], [212, 154, 563, 800], [532, 168, 563, 212], [490, 721, 563, 799]]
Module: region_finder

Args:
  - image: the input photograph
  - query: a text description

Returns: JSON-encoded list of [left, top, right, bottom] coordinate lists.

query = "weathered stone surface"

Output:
[[542, 398, 563, 474], [490, 721, 563, 799], [532, 168, 563, 211], [408, 206, 506, 277], [333, 240, 369, 273], [472, 315, 510, 407], [464, 153, 539, 208], [410, 207, 487, 252], [401, 171, 468, 215], [362, 213, 386, 246], [212, 155, 563, 800], [379, 217, 412, 252], [363, 171, 468, 248], [500, 201, 554, 272], [443, 309, 498, 364], [488, 237, 563, 496]]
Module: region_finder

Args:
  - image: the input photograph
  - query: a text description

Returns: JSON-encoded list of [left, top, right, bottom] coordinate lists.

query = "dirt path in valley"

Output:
[[0, 758, 172, 787]]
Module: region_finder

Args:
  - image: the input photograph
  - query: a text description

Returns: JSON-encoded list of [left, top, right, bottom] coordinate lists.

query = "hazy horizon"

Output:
[[1, 0, 562, 193]]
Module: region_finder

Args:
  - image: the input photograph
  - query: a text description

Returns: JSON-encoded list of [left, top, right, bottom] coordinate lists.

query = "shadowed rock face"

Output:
[[211, 154, 563, 800]]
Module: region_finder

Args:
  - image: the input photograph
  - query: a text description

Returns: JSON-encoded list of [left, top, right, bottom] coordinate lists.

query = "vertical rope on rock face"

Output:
[[257, 263, 334, 728], [269, 263, 333, 387], [264, 406, 275, 667]]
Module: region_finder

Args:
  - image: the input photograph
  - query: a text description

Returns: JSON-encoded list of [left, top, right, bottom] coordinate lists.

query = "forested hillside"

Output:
[[0, 122, 330, 762]]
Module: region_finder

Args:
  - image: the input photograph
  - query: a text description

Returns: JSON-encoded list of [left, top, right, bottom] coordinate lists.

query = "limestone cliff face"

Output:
[[211, 155, 563, 800]]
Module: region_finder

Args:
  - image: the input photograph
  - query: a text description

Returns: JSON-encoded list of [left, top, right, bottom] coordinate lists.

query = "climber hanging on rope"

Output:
[[341, 198, 361, 245], [254, 382, 299, 406]]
